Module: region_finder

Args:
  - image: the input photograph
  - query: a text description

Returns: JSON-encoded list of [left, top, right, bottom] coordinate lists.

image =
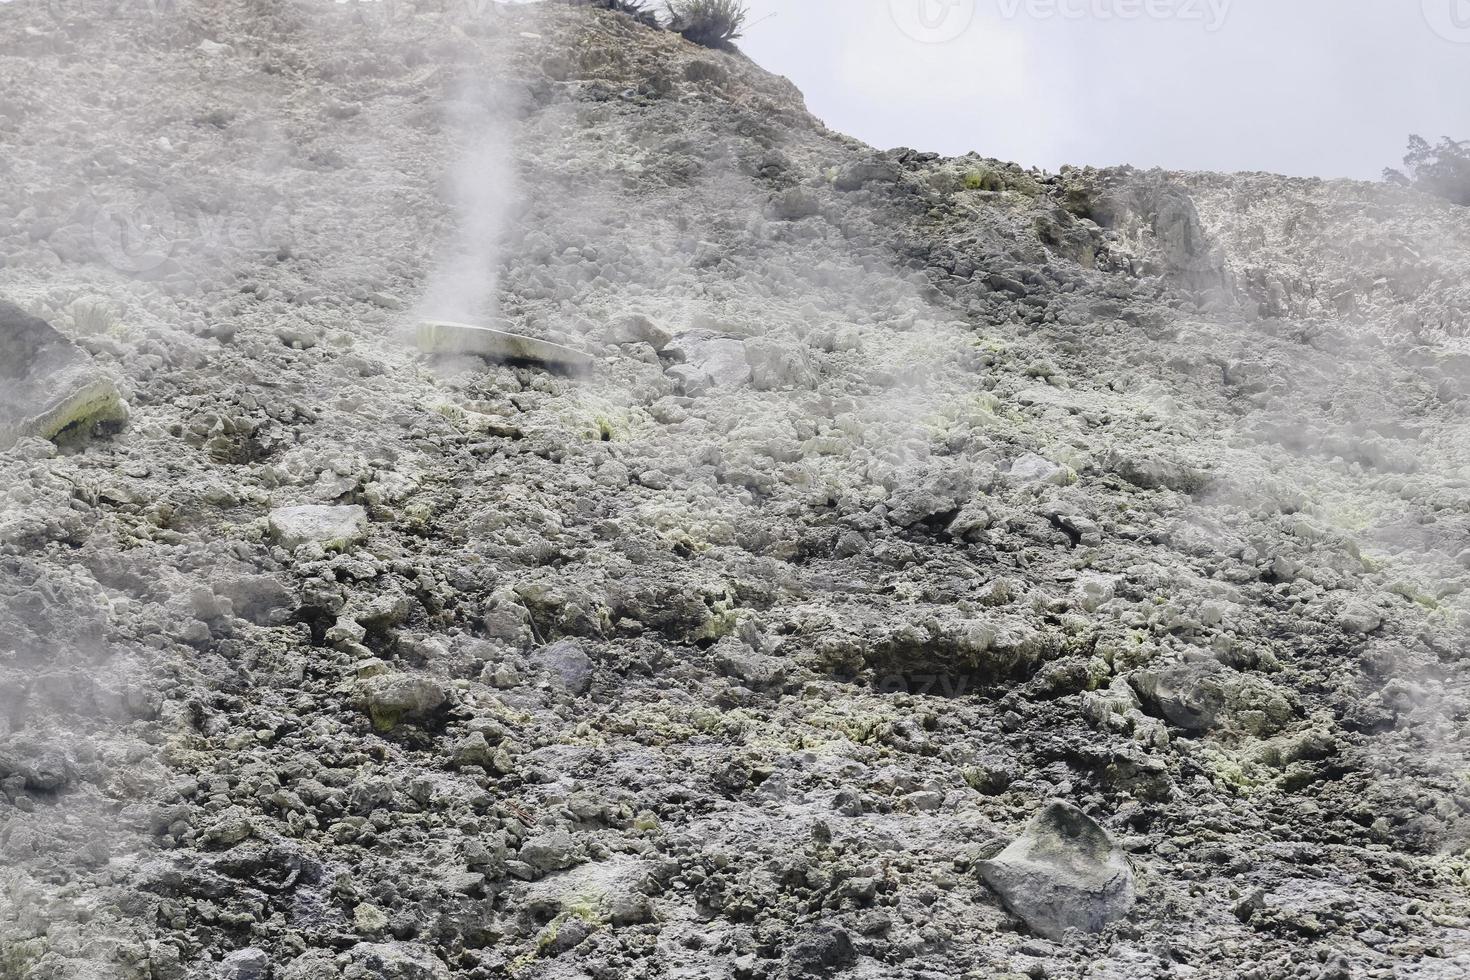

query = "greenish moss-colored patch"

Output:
[[513, 898, 606, 969], [21, 379, 127, 448], [962, 168, 1005, 192], [1, 938, 47, 979], [1389, 580, 1439, 610], [401, 500, 434, 529], [367, 705, 402, 732], [1199, 746, 1269, 794]]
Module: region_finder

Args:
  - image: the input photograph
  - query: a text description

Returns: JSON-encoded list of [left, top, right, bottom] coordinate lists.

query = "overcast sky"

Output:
[[735, 0, 1470, 180]]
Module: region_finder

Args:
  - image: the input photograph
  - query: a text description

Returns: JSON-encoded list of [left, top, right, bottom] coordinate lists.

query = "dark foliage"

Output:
[[665, 0, 748, 48], [563, 0, 659, 28], [1385, 135, 1470, 207]]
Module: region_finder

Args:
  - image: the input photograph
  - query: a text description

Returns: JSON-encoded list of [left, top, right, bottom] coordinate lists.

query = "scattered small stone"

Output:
[[1131, 656, 1294, 736], [1101, 447, 1205, 494], [447, 731, 498, 769], [354, 903, 390, 934], [711, 636, 785, 690], [834, 159, 899, 192], [768, 187, 821, 221], [1338, 602, 1383, 635], [665, 332, 751, 389], [345, 942, 450, 980], [519, 828, 578, 874], [199, 808, 255, 851], [745, 334, 817, 390], [784, 925, 856, 977]]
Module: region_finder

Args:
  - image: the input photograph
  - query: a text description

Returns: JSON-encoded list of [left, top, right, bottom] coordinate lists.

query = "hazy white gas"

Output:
[[419, 80, 519, 326]]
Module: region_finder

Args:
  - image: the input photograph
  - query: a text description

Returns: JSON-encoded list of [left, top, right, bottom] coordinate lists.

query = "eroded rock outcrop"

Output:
[[0, 299, 126, 451]]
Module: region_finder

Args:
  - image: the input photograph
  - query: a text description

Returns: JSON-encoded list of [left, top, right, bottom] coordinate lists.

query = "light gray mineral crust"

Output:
[[267, 504, 367, 551], [1, 1, 1468, 977], [979, 800, 1137, 940]]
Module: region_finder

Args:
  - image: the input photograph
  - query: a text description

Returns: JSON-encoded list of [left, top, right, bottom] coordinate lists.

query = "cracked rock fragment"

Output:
[[416, 319, 593, 372], [979, 800, 1136, 939], [664, 330, 751, 390], [358, 673, 449, 732], [268, 504, 367, 551], [0, 299, 127, 451], [1131, 655, 1295, 736], [531, 638, 594, 694]]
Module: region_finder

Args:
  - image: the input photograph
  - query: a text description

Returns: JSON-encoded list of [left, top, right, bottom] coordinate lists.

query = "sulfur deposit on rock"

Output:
[[416, 319, 594, 372], [2, 1, 1469, 977], [0, 299, 127, 450], [979, 800, 1137, 939]]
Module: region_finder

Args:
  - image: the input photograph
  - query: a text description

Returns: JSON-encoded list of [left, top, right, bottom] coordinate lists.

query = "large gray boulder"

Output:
[[268, 504, 367, 551], [1131, 656, 1296, 736], [663, 330, 751, 390], [358, 673, 449, 732], [0, 299, 126, 451], [531, 639, 594, 695], [744, 334, 817, 390], [344, 942, 448, 980], [979, 800, 1136, 939]]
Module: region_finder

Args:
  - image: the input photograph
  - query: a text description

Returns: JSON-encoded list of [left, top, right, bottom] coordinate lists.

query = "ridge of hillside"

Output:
[[1, 2, 1468, 979]]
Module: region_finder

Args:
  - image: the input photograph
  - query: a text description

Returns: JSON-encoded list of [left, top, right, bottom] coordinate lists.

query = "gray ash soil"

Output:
[[1, 2, 1469, 978]]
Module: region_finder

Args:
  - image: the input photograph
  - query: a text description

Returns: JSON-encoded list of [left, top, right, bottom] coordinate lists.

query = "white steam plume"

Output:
[[418, 78, 519, 326]]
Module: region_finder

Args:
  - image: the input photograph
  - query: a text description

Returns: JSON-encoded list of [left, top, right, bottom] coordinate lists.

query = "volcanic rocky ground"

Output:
[[2, 1, 1470, 978]]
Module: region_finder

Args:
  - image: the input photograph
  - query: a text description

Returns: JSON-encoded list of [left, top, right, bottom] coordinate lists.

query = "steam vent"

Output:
[[1, 1, 1469, 978]]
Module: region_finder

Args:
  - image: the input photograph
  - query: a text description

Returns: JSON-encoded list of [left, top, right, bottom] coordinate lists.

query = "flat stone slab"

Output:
[[0, 300, 126, 451], [416, 320, 593, 372], [979, 800, 1136, 939], [268, 504, 367, 551], [662, 330, 752, 392]]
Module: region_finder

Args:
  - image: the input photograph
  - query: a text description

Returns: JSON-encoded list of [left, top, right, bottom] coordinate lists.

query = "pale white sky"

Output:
[[737, 0, 1470, 179]]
